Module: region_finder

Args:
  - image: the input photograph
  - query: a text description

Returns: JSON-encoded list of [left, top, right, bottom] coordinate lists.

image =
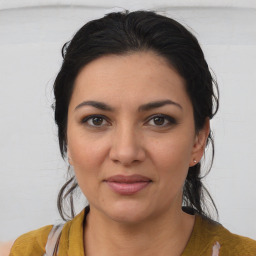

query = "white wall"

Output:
[[0, 1, 256, 241]]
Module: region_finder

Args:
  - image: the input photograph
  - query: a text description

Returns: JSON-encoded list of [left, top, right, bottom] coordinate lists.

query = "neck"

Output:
[[84, 205, 195, 256]]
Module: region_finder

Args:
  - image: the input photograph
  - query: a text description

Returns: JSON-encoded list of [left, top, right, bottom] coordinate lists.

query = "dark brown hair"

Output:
[[53, 10, 219, 221]]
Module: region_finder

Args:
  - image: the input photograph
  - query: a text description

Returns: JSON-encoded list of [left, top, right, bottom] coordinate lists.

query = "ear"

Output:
[[67, 147, 73, 166], [189, 118, 210, 167]]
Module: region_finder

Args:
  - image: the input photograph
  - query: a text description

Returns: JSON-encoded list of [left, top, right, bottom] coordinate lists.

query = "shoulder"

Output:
[[9, 225, 53, 256], [217, 225, 256, 255], [8, 207, 89, 256], [199, 216, 256, 255], [8, 208, 87, 256]]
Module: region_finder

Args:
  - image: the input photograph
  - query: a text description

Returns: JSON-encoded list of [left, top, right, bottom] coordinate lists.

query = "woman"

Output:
[[7, 10, 256, 255]]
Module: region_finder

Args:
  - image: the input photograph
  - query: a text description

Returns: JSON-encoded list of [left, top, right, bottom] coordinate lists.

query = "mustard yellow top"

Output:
[[10, 207, 256, 256]]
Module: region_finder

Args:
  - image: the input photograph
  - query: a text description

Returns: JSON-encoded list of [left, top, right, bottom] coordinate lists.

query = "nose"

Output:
[[109, 124, 146, 166]]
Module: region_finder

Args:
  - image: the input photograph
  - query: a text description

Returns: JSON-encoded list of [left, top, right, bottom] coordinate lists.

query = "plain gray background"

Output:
[[0, 0, 256, 241]]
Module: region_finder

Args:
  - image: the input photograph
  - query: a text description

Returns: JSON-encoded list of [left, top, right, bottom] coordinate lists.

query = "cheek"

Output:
[[68, 129, 107, 166], [67, 131, 110, 192], [149, 135, 194, 189], [68, 137, 106, 201], [151, 134, 193, 169]]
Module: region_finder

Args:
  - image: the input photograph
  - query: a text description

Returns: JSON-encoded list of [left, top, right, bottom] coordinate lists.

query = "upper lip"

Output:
[[104, 175, 152, 183]]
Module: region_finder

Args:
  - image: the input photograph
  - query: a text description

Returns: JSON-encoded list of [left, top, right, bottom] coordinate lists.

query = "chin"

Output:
[[103, 199, 152, 224]]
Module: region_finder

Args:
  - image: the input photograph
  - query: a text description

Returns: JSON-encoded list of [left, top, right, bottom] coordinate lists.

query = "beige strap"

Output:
[[44, 224, 64, 256], [0, 241, 14, 256], [211, 241, 221, 256]]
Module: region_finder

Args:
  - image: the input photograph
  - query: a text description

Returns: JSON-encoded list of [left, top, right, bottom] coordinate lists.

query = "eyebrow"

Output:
[[74, 99, 182, 112]]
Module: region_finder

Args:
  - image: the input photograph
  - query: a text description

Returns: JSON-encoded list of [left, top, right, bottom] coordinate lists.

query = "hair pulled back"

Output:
[[53, 10, 219, 221]]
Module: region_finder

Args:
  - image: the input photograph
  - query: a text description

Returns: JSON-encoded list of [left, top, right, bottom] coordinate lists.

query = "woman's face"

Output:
[[67, 51, 208, 223]]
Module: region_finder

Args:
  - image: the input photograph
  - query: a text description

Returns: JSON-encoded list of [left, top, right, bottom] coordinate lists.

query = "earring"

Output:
[[68, 157, 72, 165], [193, 159, 197, 163]]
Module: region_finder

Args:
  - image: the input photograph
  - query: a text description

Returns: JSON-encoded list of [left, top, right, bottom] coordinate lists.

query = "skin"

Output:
[[67, 51, 209, 256]]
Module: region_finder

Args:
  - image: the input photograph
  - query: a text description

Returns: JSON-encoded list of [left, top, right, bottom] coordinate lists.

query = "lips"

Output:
[[104, 175, 152, 195]]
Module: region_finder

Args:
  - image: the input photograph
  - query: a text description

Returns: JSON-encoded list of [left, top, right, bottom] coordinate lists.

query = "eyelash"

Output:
[[81, 114, 177, 128]]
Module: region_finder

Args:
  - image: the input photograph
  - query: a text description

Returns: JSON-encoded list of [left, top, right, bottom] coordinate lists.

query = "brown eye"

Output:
[[81, 115, 109, 127], [91, 117, 104, 126], [153, 116, 165, 125], [147, 114, 177, 127]]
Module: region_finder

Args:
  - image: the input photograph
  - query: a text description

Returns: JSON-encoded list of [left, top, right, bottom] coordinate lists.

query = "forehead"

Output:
[[70, 51, 190, 111]]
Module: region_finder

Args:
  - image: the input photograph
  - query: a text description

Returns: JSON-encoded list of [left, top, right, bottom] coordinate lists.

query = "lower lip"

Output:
[[105, 181, 151, 195]]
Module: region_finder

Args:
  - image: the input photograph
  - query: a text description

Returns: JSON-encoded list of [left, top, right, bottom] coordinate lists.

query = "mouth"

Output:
[[104, 175, 152, 195]]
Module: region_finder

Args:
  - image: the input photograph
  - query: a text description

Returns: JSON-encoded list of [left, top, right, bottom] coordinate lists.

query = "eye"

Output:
[[81, 115, 109, 127], [147, 114, 177, 127]]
